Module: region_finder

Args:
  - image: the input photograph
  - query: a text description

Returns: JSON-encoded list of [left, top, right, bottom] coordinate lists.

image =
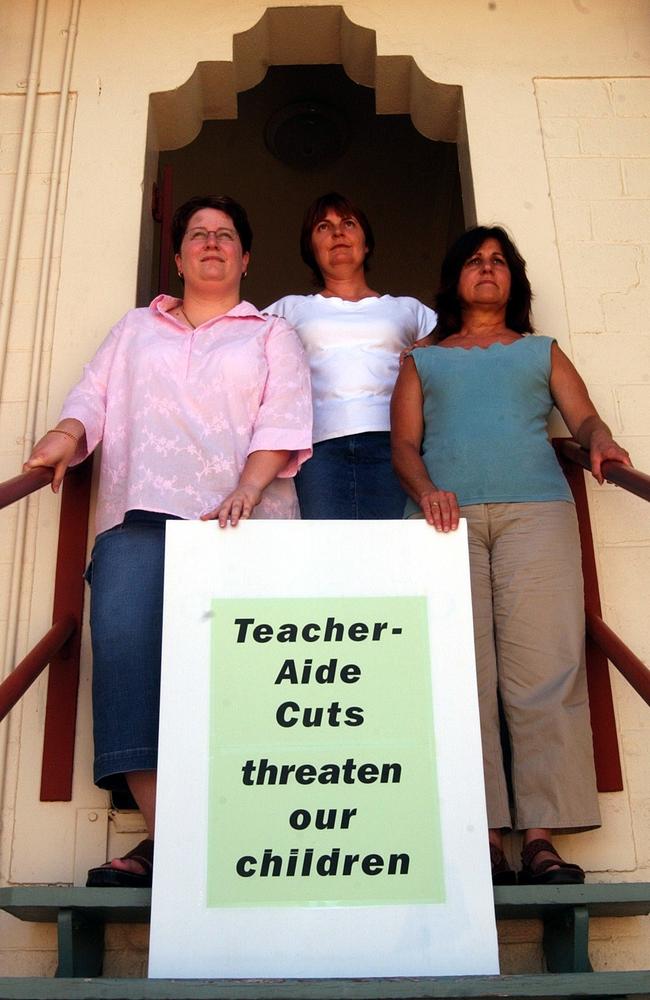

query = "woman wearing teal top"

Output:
[[391, 226, 632, 886]]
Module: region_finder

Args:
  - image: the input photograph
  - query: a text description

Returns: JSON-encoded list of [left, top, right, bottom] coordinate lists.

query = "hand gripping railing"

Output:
[[0, 460, 92, 800], [0, 465, 56, 507], [559, 439, 650, 504]]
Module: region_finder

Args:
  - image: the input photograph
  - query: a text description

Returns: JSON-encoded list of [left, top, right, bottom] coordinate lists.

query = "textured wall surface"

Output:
[[0, 0, 649, 977]]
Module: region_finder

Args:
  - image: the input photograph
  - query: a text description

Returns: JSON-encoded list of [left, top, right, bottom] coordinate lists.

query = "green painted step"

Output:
[[0, 971, 648, 999], [2, 882, 650, 922], [0, 884, 649, 985], [0, 887, 151, 924]]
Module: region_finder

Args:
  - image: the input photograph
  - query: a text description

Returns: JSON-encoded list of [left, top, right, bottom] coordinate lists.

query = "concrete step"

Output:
[[0, 970, 649, 999]]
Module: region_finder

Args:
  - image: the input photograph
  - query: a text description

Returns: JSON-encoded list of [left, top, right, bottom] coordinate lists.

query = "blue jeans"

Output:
[[87, 510, 181, 790], [296, 432, 406, 519]]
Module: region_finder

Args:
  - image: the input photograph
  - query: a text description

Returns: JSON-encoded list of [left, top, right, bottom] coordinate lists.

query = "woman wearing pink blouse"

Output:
[[24, 195, 312, 887]]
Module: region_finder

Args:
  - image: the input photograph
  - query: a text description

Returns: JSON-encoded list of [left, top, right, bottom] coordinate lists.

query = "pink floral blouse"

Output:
[[60, 296, 313, 533]]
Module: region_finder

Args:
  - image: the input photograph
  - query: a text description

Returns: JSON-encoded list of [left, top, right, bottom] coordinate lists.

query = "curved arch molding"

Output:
[[149, 5, 462, 151]]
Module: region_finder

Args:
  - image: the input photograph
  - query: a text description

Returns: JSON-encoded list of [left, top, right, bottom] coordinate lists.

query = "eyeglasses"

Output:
[[185, 227, 237, 245]]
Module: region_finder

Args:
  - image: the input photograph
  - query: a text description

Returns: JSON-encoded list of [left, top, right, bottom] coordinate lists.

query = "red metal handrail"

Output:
[[559, 439, 650, 503], [0, 459, 92, 799], [558, 440, 650, 711], [0, 466, 54, 509], [0, 615, 75, 722], [586, 611, 650, 707]]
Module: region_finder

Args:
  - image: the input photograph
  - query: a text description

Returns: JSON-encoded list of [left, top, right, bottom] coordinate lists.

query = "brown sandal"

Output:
[[519, 838, 584, 885], [86, 837, 154, 888], [490, 843, 517, 885]]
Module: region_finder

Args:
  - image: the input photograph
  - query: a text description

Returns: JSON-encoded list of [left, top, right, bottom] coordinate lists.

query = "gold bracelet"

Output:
[[47, 428, 80, 444]]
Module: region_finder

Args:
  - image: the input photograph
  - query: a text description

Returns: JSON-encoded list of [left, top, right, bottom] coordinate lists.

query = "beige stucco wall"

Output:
[[0, 0, 649, 976], [536, 77, 650, 905]]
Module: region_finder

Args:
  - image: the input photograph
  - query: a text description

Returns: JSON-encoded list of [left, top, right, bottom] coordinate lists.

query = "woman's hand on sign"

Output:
[[200, 449, 292, 527], [201, 484, 263, 528], [418, 488, 460, 532]]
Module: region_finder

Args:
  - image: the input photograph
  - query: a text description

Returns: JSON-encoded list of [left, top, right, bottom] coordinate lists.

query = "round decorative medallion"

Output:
[[264, 101, 349, 169]]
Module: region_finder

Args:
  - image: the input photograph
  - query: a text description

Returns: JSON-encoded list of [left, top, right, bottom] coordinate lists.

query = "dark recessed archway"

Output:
[[140, 6, 472, 306], [155, 64, 465, 307]]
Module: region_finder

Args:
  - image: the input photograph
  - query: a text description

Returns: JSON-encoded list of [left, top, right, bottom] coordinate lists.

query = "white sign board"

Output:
[[149, 520, 498, 979]]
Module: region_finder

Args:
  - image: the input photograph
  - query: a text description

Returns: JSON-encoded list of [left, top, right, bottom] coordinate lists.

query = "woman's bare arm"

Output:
[[390, 359, 459, 531], [549, 342, 631, 484]]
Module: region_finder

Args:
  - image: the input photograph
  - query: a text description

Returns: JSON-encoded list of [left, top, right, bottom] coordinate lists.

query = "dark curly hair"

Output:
[[435, 226, 534, 340], [171, 195, 253, 255], [299, 192, 375, 285]]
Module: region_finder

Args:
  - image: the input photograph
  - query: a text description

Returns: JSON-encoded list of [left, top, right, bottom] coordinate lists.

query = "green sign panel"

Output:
[[208, 596, 443, 908]]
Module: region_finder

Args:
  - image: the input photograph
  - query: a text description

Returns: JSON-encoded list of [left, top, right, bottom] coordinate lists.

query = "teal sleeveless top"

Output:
[[404, 335, 573, 514]]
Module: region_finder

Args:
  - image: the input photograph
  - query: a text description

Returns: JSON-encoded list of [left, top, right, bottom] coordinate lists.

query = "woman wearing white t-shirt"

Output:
[[267, 192, 437, 518]]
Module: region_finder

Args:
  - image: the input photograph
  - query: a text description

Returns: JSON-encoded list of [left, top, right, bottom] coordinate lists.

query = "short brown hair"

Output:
[[299, 192, 375, 285]]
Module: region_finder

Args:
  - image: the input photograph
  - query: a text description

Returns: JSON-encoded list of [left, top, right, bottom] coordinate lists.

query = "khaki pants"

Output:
[[463, 501, 600, 832]]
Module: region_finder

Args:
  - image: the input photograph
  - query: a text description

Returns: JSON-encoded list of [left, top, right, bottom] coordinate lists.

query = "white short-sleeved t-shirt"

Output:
[[266, 294, 437, 443]]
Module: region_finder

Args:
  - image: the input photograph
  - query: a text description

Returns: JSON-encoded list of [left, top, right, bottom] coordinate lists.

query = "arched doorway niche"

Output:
[[139, 5, 473, 306], [150, 6, 464, 150]]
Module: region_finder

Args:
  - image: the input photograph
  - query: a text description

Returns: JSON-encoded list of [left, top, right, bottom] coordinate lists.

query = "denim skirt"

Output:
[[86, 510, 182, 790], [295, 431, 406, 519]]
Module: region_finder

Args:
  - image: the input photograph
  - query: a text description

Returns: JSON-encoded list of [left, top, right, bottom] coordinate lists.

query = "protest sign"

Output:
[[149, 520, 498, 979]]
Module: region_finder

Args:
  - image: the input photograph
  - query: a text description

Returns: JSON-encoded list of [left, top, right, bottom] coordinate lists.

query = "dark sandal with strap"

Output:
[[490, 843, 517, 886], [519, 838, 584, 885], [86, 837, 154, 888]]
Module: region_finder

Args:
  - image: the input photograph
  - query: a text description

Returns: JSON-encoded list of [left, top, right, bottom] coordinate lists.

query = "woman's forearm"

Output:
[[574, 414, 612, 450], [392, 441, 459, 531], [55, 417, 86, 440], [238, 449, 291, 491], [573, 416, 631, 484], [390, 359, 458, 530], [392, 441, 437, 504]]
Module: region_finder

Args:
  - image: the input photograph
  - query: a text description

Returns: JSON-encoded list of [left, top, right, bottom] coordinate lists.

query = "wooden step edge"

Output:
[[3, 884, 650, 903], [0, 971, 648, 999], [2, 883, 650, 924]]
